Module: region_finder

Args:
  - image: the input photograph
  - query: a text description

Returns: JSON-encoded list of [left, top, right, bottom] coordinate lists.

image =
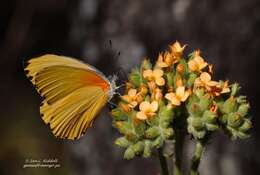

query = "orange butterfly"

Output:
[[24, 54, 117, 140]]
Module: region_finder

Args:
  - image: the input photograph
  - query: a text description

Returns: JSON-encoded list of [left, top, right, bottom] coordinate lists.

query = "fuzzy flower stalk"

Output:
[[111, 41, 252, 175]]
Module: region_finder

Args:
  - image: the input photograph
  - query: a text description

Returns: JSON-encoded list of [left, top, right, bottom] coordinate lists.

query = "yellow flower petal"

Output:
[[176, 86, 185, 98], [200, 72, 211, 82], [181, 91, 190, 102], [153, 69, 164, 77], [136, 111, 147, 120], [221, 88, 230, 93], [165, 93, 181, 106], [143, 69, 153, 78], [207, 80, 219, 86], [194, 56, 207, 70], [188, 59, 197, 72], [157, 61, 168, 68], [128, 89, 137, 97], [129, 101, 138, 108], [139, 101, 150, 111], [150, 101, 159, 112], [155, 77, 165, 86]]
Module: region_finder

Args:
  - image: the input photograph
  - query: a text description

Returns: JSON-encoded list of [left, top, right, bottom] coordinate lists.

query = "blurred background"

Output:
[[0, 0, 259, 175]]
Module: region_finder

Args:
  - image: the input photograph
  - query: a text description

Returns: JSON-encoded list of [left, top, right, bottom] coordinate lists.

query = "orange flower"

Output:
[[121, 89, 139, 108], [136, 101, 159, 120], [169, 41, 186, 59], [143, 69, 165, 86], [194, 72, 230, 97], [194, 72, 219, 91], [165, 86, 190, 106], [188, 50, 208, 72], [156, 52, 177, 68]]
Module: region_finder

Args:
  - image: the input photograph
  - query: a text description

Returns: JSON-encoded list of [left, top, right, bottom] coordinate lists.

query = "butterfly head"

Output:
[[108, 74, 118, 101]]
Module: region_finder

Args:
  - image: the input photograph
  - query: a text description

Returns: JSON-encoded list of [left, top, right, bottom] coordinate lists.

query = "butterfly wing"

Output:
[[40, 86, 108, 140], [25, 54, 110, 140]]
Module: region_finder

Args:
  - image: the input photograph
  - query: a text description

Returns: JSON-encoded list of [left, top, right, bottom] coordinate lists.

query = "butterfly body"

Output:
[[25, 54, 116, 140]]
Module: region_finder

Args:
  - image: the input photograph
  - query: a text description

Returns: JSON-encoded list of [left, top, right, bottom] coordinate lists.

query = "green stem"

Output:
[[173, 130, 184, 175], [158, 148, 169, 175], [189, 141, 204, 175]]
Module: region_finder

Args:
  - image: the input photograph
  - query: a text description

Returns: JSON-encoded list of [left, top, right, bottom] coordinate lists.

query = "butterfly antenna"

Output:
[[108, 39, 121, 63], [108, 101, 118, 110]]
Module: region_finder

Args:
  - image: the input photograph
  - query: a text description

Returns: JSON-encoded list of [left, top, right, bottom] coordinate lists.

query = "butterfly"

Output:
[[24, 54, 118, 140]]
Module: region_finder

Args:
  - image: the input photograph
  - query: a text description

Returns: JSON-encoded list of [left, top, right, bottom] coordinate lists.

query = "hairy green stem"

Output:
[[189, 141, 204, 175], [173, 130, 184, 175], [158, 148, 169, 175]]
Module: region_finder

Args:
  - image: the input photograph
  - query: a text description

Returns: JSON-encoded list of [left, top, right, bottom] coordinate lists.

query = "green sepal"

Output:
[[231, 83, 241, 96], [129, 68, 143, 88], [187, 73, 197, 88], [111, 108, 128, 121]]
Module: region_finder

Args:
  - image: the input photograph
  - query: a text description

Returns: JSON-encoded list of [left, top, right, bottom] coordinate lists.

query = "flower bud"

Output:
[[237, 103, 249, 117], [141, 58, 152, 70], [222, 97, 237, 114], [231, 83, 240, 96], [163, 128, 174, 138], [132, 141, 144, 154], [124, 146, 135, 160], [238, 119, 252, 132], [189, 103, 201, 116], [237, 96, 247, 104], [191, 117, 203, 130], [199, 95, 211, 111], [176, 63, 185, 74], [202, 110, 217, 123], [143, 141, 152, 158], [115, 137, 130, 148], [145, 126, 160, 139], [152, 88, 163, 101], [227, 113, 242, 128]]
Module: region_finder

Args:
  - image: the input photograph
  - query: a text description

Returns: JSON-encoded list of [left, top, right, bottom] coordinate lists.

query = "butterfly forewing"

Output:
[[25, 54, 110, 140]]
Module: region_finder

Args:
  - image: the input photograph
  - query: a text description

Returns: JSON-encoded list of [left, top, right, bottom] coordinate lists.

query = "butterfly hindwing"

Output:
[[41, 86, 108, 140]]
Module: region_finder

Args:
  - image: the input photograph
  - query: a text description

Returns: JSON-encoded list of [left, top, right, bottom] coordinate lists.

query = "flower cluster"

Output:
[[111, 41, 252, 159]]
